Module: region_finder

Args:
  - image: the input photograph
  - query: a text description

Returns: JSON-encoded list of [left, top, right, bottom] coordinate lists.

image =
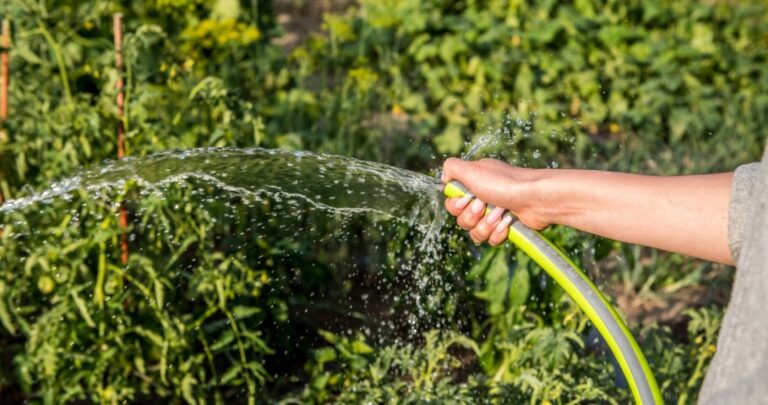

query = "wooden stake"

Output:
[[0, 20, 9, 206], [1, 20, 9, 121], [114, 14, 129, 265]]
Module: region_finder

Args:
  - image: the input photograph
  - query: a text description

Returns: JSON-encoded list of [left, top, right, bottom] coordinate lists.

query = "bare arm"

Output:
[[441, 158, 734, 265]]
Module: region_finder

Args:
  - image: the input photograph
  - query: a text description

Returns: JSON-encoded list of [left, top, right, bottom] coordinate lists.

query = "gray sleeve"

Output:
[[729, 163, 761, 262]]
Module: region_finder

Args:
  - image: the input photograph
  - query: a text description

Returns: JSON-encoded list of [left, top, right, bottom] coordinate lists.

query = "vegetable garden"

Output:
[[0, 0, 766, 403]]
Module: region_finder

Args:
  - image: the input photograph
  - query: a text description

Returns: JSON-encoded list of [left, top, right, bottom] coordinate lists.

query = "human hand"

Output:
[[441, 158, 550, 245], [443, 195, 511, 246]]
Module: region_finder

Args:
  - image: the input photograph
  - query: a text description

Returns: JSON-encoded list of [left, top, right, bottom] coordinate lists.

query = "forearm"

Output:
[[441, 158, 734, 264], [528, 170, 734, 265]]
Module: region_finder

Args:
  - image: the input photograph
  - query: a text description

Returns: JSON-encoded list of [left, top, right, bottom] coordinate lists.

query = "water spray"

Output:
[[444, 180, 663, 405]]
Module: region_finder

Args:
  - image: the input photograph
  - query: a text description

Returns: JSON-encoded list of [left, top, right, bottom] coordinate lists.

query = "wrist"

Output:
[[524, 170, 584, 228]]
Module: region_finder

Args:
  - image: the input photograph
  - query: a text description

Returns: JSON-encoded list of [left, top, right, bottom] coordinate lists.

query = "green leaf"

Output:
[[508, 264, 530, 307], [233, 305, 261, 320], [315, 347, 337, 364], [527, 20, 562, 44], [467, 248, 496, 280], [211, 330, 235, 352], [70, 290, 96, 328], [220, 363, 242, 385], [311, 372, 331, 390], [318, 329, 339, 345], [154, 280, 164, 310], [439, 35, 468, 63], [514, 63, 534, 100], [691, 23, 716, 53], [593, 237, 615, 261], [351, 340, 374, 355], [669, 109, 691, 143], [433, 124, 464, 154], [0, 281, 16, 334], [15, 43, 45, 65], [181, 374, 198, 405], [135, 326, 164, 347], [484, 248, 511, 316]]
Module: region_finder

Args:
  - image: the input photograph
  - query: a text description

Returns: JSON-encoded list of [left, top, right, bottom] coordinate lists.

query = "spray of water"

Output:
[[0, 147, 464, 338], [0, 119, 575, 340], [461, 114, 540, 163], [2, 148, 443, 226]]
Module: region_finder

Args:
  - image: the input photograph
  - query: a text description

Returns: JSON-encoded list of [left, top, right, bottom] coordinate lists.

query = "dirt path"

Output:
[[272, 0, 355, 51]]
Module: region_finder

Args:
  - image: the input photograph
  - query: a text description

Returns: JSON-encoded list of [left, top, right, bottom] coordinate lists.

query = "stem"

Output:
[[225, 310, 257, 405], [125, 43, 132, 134], [35, 18, 72, 106], [114, 14, 126, 159], [94, 242, 106, 310]]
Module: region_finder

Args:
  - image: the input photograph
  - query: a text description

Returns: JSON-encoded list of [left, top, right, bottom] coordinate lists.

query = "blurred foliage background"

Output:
[[0, 0, 765, 403]]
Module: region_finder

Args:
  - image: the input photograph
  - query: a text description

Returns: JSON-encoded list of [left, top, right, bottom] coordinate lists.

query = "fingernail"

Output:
[[495, 215, 513, 233], [486, 207, 504, 224], [470, 199, 485, 214], [454, 195, 471, 209]]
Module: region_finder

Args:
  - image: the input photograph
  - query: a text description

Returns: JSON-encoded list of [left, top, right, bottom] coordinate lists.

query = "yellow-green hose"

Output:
[[444, 180, 662, 405]]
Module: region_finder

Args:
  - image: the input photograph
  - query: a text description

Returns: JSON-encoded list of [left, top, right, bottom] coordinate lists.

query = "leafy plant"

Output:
[[0, 0, 760, 403]]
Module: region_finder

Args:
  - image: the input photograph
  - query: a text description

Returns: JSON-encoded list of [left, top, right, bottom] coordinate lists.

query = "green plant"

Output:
[[0, 0, 762, 402]]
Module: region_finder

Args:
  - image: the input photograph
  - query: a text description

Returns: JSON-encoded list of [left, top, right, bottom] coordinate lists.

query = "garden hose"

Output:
[[444, 180, 663, 405]]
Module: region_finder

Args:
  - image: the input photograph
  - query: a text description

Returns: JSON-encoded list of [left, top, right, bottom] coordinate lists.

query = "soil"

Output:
[[612, 283, 729, 325], [272, 0, 356, 52]]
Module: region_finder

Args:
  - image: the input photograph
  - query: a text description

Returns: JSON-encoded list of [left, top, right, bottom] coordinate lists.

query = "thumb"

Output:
[[442, 157, 473, 184]]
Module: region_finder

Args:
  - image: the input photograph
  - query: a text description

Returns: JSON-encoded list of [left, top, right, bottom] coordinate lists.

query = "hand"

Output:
[[443, 195, 511, 246], [441, 158, 550, 233]]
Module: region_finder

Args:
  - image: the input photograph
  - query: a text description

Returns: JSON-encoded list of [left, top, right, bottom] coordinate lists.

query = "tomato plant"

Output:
[[0, 0, 761, 403]]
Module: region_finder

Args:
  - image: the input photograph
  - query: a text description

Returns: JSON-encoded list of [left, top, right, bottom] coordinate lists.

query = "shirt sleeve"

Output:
[[729, 163, 761, 263]]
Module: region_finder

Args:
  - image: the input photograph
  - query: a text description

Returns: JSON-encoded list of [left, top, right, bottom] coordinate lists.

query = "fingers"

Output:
[[444, 196, 472, 217], [469, 217, 496, 245], [444, 194, 513, 247], [457, 198, 486, 231], [485, 206, 504, 224], [467, 206, 502, 242], [488, 215, 513, 246]]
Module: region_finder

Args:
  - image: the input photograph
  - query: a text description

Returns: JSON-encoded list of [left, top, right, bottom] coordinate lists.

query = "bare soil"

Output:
[[272, 0, 356, 51]]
